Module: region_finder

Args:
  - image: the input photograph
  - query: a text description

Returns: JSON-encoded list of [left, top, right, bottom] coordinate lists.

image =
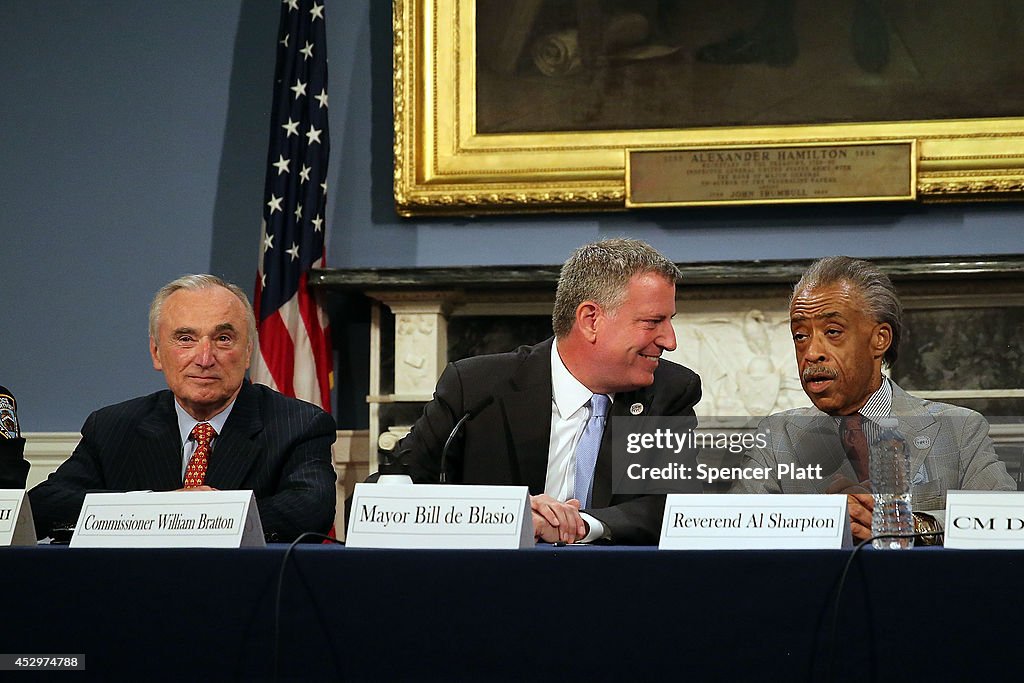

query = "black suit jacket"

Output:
[[398, 338, 702, 544], [28, 381, 336, 542], [0, 438, 29, 489]]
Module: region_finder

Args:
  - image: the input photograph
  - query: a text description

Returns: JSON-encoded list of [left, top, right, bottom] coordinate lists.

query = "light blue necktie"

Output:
[[573, 394, 610, 509]]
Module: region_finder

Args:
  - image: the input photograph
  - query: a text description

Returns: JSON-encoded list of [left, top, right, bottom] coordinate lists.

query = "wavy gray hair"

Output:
[[149, 274, 257, 347], [552, 238, 681, 338], [791, 256, 902, 368]]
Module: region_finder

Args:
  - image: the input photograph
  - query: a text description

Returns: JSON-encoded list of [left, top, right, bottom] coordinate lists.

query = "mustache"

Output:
[[802, 365, 838, 382]]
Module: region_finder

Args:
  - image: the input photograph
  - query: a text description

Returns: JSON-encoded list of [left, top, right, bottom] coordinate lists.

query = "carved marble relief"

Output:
[[444, 306, 814, 418], [395, 313, 440, 395], [380, 293, 454, 398], [666, 306, 811, 418]]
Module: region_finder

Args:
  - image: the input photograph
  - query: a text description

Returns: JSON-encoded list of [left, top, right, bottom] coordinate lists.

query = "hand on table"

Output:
[[530, 494, 587, 544], [826, 476, 873, 542]]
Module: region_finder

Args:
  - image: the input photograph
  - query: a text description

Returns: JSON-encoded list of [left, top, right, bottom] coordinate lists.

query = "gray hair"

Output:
[[552, 238, 681, 338], [149, 274, 257, 347], [791, 256, 902, 368]]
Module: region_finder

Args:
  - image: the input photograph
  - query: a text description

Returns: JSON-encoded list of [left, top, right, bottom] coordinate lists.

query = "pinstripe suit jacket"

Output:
[[732, 381, 1015, 515], [28, 381, 336, 541]]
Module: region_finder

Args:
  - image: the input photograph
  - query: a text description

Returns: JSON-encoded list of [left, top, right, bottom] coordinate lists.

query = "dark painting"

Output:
[[477, 0, 1024, 133]]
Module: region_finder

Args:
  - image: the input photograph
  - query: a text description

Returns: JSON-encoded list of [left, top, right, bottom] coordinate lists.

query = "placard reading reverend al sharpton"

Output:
[[70, 490, 265, 548], [346, 483, 533, 549], [659, 494, 851, 550], [0, 490, 36, 547]]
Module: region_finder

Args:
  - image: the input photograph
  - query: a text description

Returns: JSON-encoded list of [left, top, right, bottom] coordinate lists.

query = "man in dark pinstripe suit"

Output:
[[29, 275, 336, 542]]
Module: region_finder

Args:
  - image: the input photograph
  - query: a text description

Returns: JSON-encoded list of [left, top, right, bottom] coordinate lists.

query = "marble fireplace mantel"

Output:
[[311, 256, 1024, 473], [313, 256, 1024, 292]]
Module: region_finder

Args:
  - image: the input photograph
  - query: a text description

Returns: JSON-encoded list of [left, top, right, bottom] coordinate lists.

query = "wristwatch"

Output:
[[912, 511, 942, 546]]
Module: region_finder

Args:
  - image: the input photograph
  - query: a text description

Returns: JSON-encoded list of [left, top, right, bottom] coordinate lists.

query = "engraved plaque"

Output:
[[627, 142, 915, 207]]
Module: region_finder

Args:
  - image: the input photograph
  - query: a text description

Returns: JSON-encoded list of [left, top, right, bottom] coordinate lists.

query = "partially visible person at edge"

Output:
[[0, 385, 30, 489]]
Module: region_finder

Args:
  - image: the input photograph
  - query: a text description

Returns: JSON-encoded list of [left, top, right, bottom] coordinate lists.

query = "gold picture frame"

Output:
[[393, 0, 1024, 216]]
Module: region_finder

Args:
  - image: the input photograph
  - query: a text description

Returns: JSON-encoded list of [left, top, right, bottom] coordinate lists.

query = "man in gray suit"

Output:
[[733, 256, 1014, 543], [29, 275, 336, 542]]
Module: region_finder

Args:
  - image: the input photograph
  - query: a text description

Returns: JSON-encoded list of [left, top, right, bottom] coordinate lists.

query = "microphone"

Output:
[[439, 395, 495, 484]]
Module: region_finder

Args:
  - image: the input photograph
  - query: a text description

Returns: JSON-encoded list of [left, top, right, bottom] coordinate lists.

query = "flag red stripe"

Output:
[[257, 311, 297, 398], [297, 272, 332, 406]]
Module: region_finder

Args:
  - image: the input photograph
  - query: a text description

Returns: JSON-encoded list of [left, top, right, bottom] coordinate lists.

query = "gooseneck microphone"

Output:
[[439, 395, 495, 484]]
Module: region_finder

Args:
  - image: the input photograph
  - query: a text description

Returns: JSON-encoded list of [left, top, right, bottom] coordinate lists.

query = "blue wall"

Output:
[[1, 1, 1020, 431]]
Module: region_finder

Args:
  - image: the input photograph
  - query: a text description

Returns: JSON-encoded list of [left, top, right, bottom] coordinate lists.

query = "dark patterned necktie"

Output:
[[184, 422, 216, 488], [840, 413, 870, 483]]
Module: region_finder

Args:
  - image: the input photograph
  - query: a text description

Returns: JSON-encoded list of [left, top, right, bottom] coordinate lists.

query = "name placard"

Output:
[[346, 483, 533, 549], [659, 494, 850, 550], [70, 491, 265, 548], [0, 490, 36, 547], [944, 491, 1024, 549]]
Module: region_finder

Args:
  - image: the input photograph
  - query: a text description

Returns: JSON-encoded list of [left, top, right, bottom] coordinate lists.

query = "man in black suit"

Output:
[[398, 239, 701, 544], [29, 275, 336, 542], [0, 386, 31, 489]]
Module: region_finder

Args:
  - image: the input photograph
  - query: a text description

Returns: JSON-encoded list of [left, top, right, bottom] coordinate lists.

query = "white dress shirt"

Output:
[[547, 341, 609, 543], [834, 376, 893, 442]]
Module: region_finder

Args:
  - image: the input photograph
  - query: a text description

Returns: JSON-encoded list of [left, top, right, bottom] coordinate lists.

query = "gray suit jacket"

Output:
[[28, 381, 337, 541], [397, 338, 702, 544], [733, 381, 1015, 516]]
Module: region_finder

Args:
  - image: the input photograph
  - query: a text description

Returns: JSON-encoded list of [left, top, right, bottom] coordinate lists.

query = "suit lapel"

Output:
[[206, 383, 264, 489], [592, 390, 647, 507], [783, 381, 938, 489], [502, 340, 555, 495], [889, 381, 937, 480], [135, 392, 187, 490], [784, 409, 854, 484]]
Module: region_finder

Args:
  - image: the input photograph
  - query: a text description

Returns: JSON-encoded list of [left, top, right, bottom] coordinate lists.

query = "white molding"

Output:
[[366, 394, 434, 404], [902, 294, 1024, 309], [333, 429, 371, 540], [22, 432, 79, 489], [913, 390, 1024, 400]]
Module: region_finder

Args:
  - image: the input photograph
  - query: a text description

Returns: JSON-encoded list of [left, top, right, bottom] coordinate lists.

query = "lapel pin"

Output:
[[913, 436, 931, 449], [630, 403, 643, 415]]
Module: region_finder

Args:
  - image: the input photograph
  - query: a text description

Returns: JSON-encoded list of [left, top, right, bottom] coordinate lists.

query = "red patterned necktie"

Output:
[[840, 413, 870, 483], [184, 422, 216, 488]]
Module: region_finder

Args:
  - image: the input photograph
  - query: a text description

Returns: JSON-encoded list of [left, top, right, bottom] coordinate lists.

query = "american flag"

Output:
[[251, 0, 332, 412]]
